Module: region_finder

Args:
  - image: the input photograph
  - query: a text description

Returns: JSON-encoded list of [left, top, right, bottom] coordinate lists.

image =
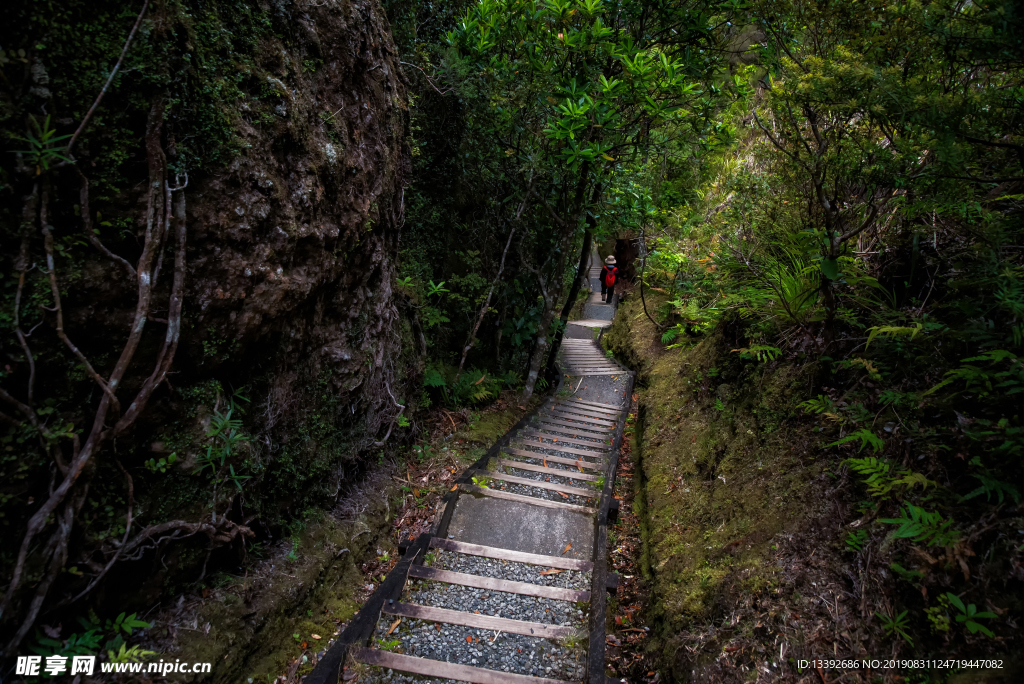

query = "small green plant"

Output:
[[286, 541, 299, 563], [411, 443, 433, 463], [731, 345, 781, 363], [193, 391, 251, 521], [10, 115, 73, 173], [397, 415, 411, 428], [879, 505, 960, 547], [945, 593, 997, 637], [890, 562, 924, 584], [471, 474, 491, 488], [845, 529, 869, 552], [875, 609, 913, 645], [713, 397, 725, 412], [423, 551, 437, 566], [108, 643, 155, 664], [559, 627, 587, 650], [925, 595, 952, 634], [828, 429, 884, 453], [376, 637, 402, 652], [144, 453, 178, 473], [591, 475, 606, 490], [426, 280, 450, 297]]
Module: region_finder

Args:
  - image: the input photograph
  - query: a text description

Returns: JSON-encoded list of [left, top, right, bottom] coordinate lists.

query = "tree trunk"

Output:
[[521, 300, 557, 401], [545, 228, 592, 371]]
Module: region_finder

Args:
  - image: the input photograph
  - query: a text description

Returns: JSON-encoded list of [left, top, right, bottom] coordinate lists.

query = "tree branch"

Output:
[[66, 0, 151, 157]]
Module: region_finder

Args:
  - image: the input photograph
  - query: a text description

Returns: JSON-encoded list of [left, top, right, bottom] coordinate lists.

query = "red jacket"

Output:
[[600, 265, 618, 285]]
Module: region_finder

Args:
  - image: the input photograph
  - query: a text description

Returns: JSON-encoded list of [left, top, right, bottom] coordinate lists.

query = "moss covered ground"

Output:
[[603, 290, 905, 683]]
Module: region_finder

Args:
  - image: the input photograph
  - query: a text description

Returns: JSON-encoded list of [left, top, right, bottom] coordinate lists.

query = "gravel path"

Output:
[[355, 550, 590, 684]]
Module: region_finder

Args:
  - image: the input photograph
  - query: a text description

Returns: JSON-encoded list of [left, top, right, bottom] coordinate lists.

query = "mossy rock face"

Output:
[[0, 0, 415, 661]]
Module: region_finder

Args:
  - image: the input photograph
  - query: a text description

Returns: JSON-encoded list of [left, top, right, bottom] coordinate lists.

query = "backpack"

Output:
[[604, 266, 616, 286]]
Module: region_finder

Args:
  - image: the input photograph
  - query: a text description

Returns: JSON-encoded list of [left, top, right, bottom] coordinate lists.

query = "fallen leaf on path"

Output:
[[562, 543, 572, 554], [311, 634, 322, 640], [386, 619, 401, 635], [557, 491, 569, 499], [466, 636, 473, 643], [300, 641, 308, 649], [451, 485, 458, 491], [539, 568, 564, 575]]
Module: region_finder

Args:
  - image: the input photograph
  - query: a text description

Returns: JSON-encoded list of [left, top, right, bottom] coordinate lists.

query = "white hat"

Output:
[[604, 255, 617, 265]]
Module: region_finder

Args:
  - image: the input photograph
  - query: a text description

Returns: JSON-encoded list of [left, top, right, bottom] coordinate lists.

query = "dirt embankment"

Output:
[[603, 292, 907, 683]]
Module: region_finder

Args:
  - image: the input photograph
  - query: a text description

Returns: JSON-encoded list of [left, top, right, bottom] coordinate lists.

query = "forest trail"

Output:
[[307, 250, 633, 684]]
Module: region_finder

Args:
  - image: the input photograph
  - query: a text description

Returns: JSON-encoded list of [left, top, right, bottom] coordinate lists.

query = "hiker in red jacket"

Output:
[[600, 255, 618, 304]]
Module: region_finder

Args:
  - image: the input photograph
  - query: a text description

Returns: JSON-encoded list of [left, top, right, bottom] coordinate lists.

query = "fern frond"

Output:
[[879, 505, 960, 547], [865, 323, 923, 350], [828, 428, 884, 453]]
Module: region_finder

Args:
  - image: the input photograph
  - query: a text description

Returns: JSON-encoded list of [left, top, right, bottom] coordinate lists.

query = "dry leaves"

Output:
[[539, 568, 564, 576]]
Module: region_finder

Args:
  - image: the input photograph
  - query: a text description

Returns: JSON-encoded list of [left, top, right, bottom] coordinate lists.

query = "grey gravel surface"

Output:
[[356, 549, 590, 684]]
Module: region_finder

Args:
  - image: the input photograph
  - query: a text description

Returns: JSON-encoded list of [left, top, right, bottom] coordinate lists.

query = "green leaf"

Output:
[[820, 258, 840, 280]]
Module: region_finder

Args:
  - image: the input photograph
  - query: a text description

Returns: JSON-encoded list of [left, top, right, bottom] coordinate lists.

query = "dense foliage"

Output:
[[634, 0, 1024, 657]]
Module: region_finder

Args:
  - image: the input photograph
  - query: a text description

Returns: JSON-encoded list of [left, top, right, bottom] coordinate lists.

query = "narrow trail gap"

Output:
[[306, 249, 634, 684]]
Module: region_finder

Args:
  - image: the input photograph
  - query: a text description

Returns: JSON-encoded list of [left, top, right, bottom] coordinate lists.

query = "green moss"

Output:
[[605, 292, 821, 653]]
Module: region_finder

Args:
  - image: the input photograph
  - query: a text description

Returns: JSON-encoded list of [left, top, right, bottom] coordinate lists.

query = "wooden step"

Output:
[[495, 457, 601, 481], [476, 469, 599, 499], [459, 483, 598, 514], [408, 565, 590, 602], [544, 408, 617, 425], [563, 370, 624, 376], [383, 601, 575, 639], [519, 430, 611, 450], [351, 647, 576, 684], [562, 366, 621, 372], [526, 423, 609, 442], [532, 417, 615, 434], [502, 448, 604, 471], [563, 398, 622, 410], [508, 441, 608, 458], [429, 537, 593, 571], [551, 403, 619, 418]]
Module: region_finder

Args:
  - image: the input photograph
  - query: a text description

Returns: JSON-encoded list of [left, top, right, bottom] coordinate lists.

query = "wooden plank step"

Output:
[[562, 366, 621, 372], [519, 429, 611, 449], [562, 370, 624, 376], [526, 423, 610, 442], [384, 601, 574, 639], [408, 565, 590, 602], [429, 537, 593, 571], [564, 398, 623, 410], [551, 404, 619, 418], [533, 417, 615, 434], [502, 448, 604, 471], [384, 601, 575, 639], [508, 441, 608, 459], [476, 469, 599, 499], [566, 319, 612, 328], [495, 457, 601, 481], [350, 647, 576, 684], [544, 408, 617, 424], [459, 483, 598, 515]]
